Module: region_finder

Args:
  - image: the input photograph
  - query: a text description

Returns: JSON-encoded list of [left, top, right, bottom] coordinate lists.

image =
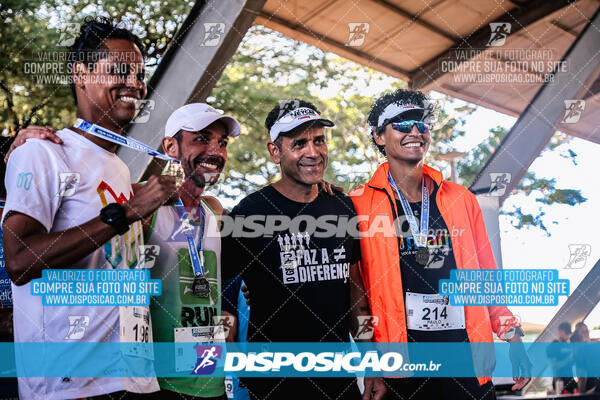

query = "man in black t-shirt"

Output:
[[222, 99, 385, 400]]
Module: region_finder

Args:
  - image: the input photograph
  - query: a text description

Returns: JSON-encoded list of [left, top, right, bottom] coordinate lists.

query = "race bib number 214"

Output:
[[405, 292, 465, 331]]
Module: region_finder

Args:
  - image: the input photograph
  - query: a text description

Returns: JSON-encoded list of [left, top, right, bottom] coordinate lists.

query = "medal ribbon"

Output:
[[175, 199, 206, 277], [74, 119, 205, 275], [74, 118, 179, 162], [388, 172, 429, 248]]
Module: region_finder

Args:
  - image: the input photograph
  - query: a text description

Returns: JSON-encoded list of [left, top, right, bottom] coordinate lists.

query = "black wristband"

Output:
[[100, 203, 129, 235]]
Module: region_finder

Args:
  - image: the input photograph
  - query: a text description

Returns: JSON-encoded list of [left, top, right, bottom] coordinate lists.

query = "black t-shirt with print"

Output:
[[222, 185, 361, 343], [395, 182, 469, 343]]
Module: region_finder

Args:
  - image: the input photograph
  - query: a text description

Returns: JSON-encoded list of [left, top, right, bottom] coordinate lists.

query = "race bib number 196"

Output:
[[405, 292, 465, 331], [120, 305, 154, 360]]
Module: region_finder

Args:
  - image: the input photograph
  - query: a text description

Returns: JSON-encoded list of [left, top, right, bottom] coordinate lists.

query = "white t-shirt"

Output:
[[3, 129, 159, 399]]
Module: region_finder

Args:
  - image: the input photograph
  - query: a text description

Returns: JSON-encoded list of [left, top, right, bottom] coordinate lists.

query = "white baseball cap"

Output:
[[165, 103, 241, 138], [269, 107, 334, 141]]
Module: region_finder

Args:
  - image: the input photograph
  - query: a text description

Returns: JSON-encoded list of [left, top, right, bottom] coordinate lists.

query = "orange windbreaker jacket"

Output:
[[350, 162, 515, 385]]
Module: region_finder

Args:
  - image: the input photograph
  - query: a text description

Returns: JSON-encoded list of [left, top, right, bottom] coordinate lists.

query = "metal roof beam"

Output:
[[370, 0, 460, 43], [468, 6, 600, 204], [256, 11, 412, 78], [116, 0, 267, 182], [410, 0, 573, 89]]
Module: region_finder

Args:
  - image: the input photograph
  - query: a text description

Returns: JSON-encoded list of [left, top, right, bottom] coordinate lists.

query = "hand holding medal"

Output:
[[174, 197, 210, 299]]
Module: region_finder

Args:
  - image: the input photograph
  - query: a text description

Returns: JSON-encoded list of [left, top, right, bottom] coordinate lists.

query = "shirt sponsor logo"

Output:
[[16, 172, 34, 190], [97, 180, 142, 268], [279, 233, 350, 284]]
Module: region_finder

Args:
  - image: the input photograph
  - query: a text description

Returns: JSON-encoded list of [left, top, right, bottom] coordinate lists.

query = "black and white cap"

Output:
[[269, 107, 334, 141], [375, 100, 439, 128]]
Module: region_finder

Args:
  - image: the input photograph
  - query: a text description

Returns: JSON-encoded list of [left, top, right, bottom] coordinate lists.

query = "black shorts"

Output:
[[242, 377, 361, 399], [384, 377, 496, 400]]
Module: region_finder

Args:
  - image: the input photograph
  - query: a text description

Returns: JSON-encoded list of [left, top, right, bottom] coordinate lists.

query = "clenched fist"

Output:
[[124, 175, 179, 222]]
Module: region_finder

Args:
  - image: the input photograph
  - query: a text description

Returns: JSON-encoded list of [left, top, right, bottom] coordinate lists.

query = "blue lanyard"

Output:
[[74, 119, 179, 162], [73, 119, 206, 274], [388, 172, 429, 248], [175, 199, 206, 277]]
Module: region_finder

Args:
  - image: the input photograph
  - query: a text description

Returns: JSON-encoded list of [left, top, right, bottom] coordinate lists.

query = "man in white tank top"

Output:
[[142, 103, 240, 399]]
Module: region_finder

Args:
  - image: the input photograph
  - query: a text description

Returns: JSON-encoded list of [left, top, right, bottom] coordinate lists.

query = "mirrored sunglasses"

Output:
[[391, 120, 431, 134]]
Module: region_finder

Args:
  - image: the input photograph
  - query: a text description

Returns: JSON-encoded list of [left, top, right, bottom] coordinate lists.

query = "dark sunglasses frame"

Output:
[[391, 120, 431, 134], [74, 23, 107, 63]]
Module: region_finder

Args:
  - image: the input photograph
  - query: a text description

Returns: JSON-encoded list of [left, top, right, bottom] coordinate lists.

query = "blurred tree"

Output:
[[1, 0, 71, 135], [209, 26, 398, 198], [457, 127, 585, 233], [0, 0, 193, 135], [0, 2, 585, 232]]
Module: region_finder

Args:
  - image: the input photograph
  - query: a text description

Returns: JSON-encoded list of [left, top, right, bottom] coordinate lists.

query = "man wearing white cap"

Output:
[[143, 103, 240, 399], [222, 99, 386, 399]]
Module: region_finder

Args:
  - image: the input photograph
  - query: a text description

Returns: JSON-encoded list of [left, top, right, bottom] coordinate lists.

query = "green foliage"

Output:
[[457, 126, 509, 187], [210, 25, 401, 196], [425, 98, 474, 169], [0, 1, 586, 234], [1, 0, 71, 133], [0, 0, 193, 134]]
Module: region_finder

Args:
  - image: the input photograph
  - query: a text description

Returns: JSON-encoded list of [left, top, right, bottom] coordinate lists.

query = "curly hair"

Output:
[[67, 16, 146, 105], [367, 89, 427, 156]]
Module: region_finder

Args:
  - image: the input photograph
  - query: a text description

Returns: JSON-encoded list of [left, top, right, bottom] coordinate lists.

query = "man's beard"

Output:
[[189, 170, 209, 187], [182, 154, 222, 188]]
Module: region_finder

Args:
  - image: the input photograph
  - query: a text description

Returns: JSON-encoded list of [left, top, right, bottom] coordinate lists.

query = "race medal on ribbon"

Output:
[[192, 274, 210, 298], [416, 247, 430, 266], [388, 173, 432, 268], [175, 199, 209, 298]]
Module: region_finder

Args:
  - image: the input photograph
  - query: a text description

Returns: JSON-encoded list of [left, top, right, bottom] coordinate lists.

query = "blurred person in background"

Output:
[[571, 322, 599, 393]]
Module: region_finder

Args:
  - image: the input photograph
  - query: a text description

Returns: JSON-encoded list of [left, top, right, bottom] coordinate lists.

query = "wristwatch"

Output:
[[100, 203, 129, 235]]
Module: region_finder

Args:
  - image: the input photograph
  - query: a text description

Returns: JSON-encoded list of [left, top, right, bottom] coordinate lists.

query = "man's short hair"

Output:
[[265, 99, 320, 148], [558, 322, 572, 334], [67, 16, 146, 105], [367, 89, 427, 156]]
